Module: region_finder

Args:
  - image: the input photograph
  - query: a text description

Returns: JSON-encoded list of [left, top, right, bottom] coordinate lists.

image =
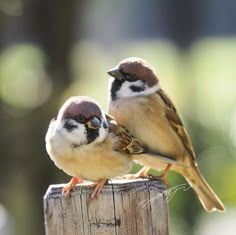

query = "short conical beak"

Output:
[[87, 116, 101, 129], [107, 67, 125, 80]]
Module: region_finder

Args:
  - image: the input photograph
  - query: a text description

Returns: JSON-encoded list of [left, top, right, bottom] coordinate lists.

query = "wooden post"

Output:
[[43, 179, 169, 235]]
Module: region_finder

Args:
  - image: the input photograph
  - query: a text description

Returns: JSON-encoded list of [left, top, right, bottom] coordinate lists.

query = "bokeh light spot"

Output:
[[0, 44, 52, 110]]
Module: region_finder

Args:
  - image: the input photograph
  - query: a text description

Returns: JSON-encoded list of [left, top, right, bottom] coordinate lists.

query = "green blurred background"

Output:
[[0, 1, 236, 234]]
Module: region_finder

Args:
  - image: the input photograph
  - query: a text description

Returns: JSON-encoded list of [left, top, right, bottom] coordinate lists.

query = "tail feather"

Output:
[[182, 165, 225, 212]]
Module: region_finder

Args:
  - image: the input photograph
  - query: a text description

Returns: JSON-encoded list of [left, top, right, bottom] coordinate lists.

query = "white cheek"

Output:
[[117, 81, 161, 98], [56, 119, 87, 145], [116, 80, 143, 98]]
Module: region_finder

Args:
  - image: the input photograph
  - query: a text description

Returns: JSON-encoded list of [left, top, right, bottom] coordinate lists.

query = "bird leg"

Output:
[[63, 177, 84, 198], [160, 163, 172, 180], [147, 164, 172, 188], [117, 164, 172, 188], [63, 177, 108, 203], [122, 164, 172, 188], [134, 167, 150, 178], [118, 167, 150, 179], [88, 179, 108, 204]]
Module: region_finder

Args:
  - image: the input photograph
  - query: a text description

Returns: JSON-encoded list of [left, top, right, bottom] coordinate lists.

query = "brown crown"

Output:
[[118, 57, 159, 87], [59, 96, 102, 119]]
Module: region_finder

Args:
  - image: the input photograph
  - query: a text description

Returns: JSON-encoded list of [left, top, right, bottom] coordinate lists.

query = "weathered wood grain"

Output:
[[44, 179, 169, 235]]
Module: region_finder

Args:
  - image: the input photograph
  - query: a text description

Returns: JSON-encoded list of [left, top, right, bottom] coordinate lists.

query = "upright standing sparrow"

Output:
[[107, 57, 225, 212], [45, 96, 145, 200]]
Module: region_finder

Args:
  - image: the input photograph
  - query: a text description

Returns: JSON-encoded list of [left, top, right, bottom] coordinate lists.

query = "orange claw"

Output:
[[145, 164, 172, 188], [119, 166, 150, 179], [63, 177, 84, 198], [88, 179, 108, 204]]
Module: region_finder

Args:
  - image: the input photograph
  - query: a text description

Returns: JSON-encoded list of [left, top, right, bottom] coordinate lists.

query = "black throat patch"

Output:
[[110, 79, 124, 101], [85, 125, 100, 144]]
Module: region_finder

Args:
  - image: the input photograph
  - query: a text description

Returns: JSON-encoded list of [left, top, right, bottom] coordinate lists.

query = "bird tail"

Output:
[[182, 164, 225, 212]]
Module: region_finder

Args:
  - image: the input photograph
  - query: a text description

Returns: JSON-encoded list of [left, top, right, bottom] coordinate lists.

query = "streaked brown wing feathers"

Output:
[[105, 114, 145, 155], [157, 89, 196, 161]]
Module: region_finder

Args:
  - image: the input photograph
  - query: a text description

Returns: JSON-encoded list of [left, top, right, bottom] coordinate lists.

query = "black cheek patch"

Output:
[[130, 85, 145, 92], [85, 126, 100, 144], [63, 121, 77, 132]]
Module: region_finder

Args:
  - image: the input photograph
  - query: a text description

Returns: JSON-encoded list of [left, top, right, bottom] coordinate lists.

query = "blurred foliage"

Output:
[[0, 44, 51, 110], [0, 0, 23, 16], [195, 208, 236, 235], [188, 38, 236, 131]]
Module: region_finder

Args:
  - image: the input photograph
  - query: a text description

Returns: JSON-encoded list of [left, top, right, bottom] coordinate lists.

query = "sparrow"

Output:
[[107, 57, 225, 212], [45, 96, 145, 201]]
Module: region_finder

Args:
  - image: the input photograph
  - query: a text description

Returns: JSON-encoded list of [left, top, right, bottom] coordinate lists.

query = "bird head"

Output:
[[54, 96, 109, 146], [107, 57, 160, 100]]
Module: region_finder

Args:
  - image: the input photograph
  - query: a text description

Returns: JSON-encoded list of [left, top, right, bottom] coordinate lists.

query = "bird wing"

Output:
[[105, 114, 182, 166], [105, 113, 145, 155], [157, 89, 196, 162]]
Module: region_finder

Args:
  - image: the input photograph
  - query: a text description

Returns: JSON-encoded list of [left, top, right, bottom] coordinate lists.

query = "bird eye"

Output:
[[125, 74, 131, 79], [125, 73, 138, 82], [125, 74, 132, 81], [74, 114, 86, 123]]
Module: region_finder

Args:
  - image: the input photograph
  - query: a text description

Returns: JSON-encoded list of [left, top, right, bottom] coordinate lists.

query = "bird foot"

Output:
[[88, 179, 108, 204], [63, 177, 84, 198], [144, 164, 172, 188], [63, 177, 108, 203], [144, 174, 170, 188], [119, 167, 150, 179]]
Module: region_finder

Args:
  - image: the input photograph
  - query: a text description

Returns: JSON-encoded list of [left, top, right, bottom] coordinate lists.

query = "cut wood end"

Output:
[[44, 178, 167, 200]]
